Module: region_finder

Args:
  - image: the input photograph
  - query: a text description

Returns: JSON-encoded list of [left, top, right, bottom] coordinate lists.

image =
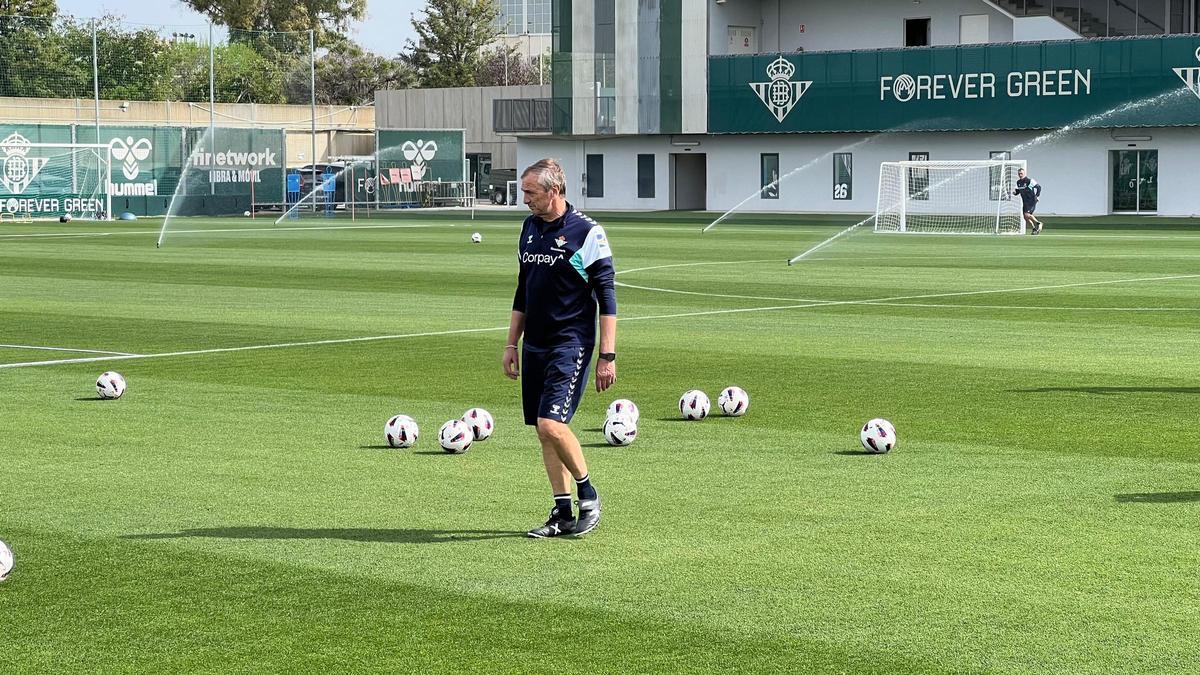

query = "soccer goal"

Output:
[[875, 159, 1026, 235], [0, 137, 113, 220]]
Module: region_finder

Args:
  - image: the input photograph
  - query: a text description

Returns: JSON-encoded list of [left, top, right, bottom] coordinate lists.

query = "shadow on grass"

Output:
[[833, 450, 877, 456], [122, 526, 524, 544], [75, 396, 109, 401], [359, 445, 397, 450], [583, 427, 604, 433], [583, 442, 614, 448], [1015, 386, 1200, 395], [1115, 491, 1200, 504]]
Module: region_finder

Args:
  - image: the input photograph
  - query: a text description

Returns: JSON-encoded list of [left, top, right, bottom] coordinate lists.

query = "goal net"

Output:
[[875, 160, 1026, 235], [0, 138, 112, 221]]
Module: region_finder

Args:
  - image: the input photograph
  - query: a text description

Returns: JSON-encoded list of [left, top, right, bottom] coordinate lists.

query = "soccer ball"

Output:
[[678, 390, 710, 420], [717, 386, 750, 416], [244, 210, 251, 217], [471, 232, 483, 243], [438, 419, 473, 454], [96, 371, 126, 399], [603, 413, 637, 446], [0, 539, 12, 582], [461, 407, 494, 441], [59, 214, 72, 223], [860, 418, 897, 454], [606, 398, 639, 424], [384, 414, 419, 448]]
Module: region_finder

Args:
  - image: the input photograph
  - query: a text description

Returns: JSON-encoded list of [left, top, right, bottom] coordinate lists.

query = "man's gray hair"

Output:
[[522, 158, 567, 195]]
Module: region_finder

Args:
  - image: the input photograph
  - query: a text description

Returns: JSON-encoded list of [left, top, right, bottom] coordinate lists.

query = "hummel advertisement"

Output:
[[710, 35, 1200, 134]]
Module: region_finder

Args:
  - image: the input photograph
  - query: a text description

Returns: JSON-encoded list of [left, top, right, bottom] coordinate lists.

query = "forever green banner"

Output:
[[376, 129, 465, 183], [708, 35, 1200, 134]]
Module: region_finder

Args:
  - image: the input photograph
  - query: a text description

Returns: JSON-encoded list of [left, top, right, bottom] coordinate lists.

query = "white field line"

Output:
[[616, 259, 779, 275], [5, 273, 1198, 370], [0, 223, 833, 242], [0, 344, 140, 355], [862, 302, 1200, 312], [0, 327, 506, 370]]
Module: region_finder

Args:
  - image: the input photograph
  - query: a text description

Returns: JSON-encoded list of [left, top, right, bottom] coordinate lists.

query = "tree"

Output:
[[178, 0, 365, 46], [474, 45, 547, 87], [314, 46, 416, 104], [0, 0, 56, 17], [404, 0, 501, 88]]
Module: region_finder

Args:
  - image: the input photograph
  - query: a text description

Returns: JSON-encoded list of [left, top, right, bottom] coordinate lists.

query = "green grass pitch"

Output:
[[1, 211, 1199, 671]]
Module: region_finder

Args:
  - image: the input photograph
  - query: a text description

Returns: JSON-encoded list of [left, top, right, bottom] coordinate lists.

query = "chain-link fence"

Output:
[[0, 14, 370, 217]]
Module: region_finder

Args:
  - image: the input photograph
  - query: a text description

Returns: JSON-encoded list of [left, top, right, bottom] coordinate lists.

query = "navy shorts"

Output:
[[1023, 200, 1037, 214], [521, 344, 592, 425]]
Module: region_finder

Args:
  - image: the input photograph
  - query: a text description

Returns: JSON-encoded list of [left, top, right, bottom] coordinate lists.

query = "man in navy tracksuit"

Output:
[[502, 158, 617, 538], [1013, 168, 1044, 235]]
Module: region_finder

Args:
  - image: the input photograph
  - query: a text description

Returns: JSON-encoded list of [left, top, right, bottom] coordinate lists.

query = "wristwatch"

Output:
[[598, 352, 616, 362]]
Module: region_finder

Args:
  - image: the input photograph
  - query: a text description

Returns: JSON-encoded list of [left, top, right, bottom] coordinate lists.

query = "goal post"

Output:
[[0, 138, 113, 220], [875, 159, 1027, 235]]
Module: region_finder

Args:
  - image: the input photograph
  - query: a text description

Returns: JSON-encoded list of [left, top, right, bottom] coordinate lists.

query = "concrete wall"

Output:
[[0, 96, 373, 130], [518, 128, 1200, 216], [710, 0, 1015, 55], [376, 84, 551, 170]]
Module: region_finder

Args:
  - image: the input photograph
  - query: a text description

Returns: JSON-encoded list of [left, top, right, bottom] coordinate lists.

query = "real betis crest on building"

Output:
[[750, 57, 812, 123], [1174, 46, 1200, 100]]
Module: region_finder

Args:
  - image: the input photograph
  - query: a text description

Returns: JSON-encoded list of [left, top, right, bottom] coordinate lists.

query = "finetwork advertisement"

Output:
[[183, 128, 285, 205]]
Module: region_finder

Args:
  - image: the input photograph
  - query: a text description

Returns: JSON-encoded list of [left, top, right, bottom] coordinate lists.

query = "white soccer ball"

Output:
[[860, 418, 897, 454], [603, 413, 637, 446], [606, 398, 639, 424], [679, 390, 710, 420], [461, 407, 494, 441], [0, 539, 12, 582], [384, 414, 419, 448], [438, 419, 474, 454], [96, 371, 126, 399], [471, 232, 483, 243], [244, 210, 251, 217], [717, 386, 750, 416]]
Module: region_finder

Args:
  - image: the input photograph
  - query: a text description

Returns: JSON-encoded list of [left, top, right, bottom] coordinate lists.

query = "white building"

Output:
[[515, 0, 1200, 216]]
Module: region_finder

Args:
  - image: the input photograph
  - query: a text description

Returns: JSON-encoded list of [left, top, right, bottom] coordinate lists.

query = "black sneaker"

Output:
[[527, 507, 575, 538], [1032, 221, 1043, 235], [573, 494, 602, 536]]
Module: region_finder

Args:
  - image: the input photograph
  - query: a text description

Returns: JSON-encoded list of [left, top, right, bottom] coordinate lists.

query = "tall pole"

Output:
[[209, 22, 216, 196], [91, 20, 100, 146], [310, 29, 317, 212]]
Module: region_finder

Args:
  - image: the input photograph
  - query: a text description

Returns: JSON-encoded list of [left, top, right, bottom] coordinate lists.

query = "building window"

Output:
[[586, 154, 604, 198], [526, 0, 551, 34], [497, 0, 523, 35], [637, 154, 655, 199], [761, 153, 779, 199], [833, 153, 852, 200], [908, 151, 929, 201], [905, 17, 930, 47]]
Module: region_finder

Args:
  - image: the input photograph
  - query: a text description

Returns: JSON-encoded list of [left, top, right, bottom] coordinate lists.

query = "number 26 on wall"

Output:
[[833, 183, 849, 200]]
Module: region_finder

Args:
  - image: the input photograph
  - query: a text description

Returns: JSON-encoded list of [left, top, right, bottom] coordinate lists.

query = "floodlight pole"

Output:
[[310, 29, 317, 213], [209, 22, 216, 196], [91, 20, 100, 145]]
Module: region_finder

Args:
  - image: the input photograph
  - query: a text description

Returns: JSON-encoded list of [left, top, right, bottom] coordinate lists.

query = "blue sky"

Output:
[[54, 0, 424, 56]]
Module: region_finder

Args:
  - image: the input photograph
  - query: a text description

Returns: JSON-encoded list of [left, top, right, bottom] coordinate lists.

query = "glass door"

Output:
[[1111, 150, 1158, 213]]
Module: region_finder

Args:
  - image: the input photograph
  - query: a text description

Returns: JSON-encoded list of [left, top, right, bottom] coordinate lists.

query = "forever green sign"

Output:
[[708, 35, 1200, 134]]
